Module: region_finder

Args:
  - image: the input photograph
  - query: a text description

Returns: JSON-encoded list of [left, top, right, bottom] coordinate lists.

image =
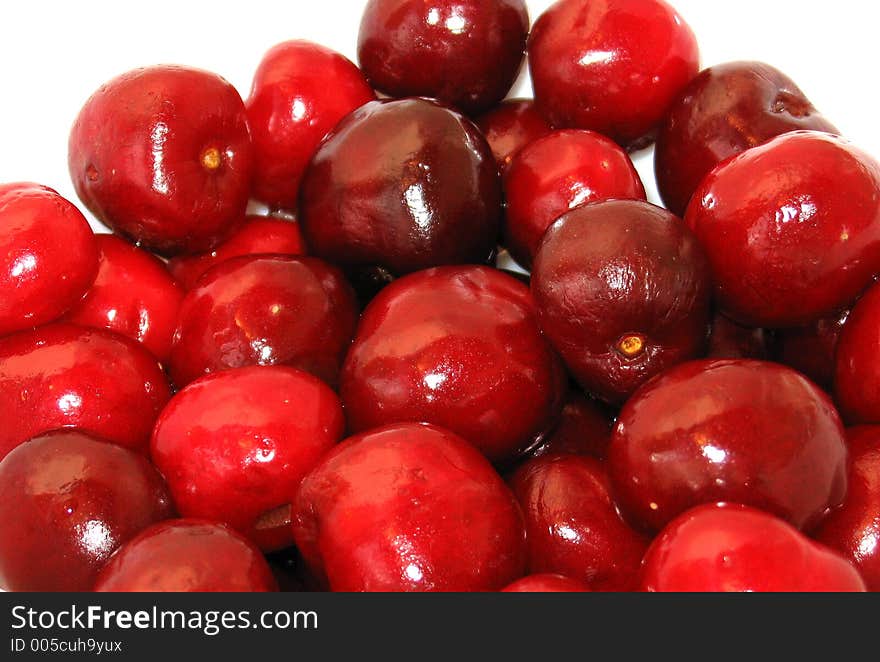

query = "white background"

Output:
[[0, 0, 877, 233]]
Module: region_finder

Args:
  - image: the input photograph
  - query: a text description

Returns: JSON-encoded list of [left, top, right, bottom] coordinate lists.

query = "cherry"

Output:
[[340, 265, 566, 465], [292, 423, 527, 592], [608, 359, 848, 533], [246, 40, 375, 210], [526, 391, 613, 461], [298, 98, 502, 277], [501, 574, 590, 592], [166, 215, 305, 291], [531, 199, 712, 405], [169, 255, 358, 390], [503, 129, 646, 269], [685, 131, 880, 328], [357, 0, 530, 116], [655, 61, 839, 218], [0, 184, 98, 337], [706, 311, 771, 361], [94, 519, 278, 592], [0, 430, 173, 592], [475, 99, 554, 175], [509, 453, 649, 591], [835, 281, 880, 423], [0, 323, 171, 460], [68, 65, 252, 256], [62, 234, 184, 364], [641, 503, 866, 592], [773, 308, 849, 392], [528, 0, 699, 149]]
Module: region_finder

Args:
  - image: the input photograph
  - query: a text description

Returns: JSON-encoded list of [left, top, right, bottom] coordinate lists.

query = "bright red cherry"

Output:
[[503, 130, 646, 269], [68, 65, 252, 256], [246, 40, 375, 210], [608, 359, 848, 533], [509, 453, 649, 591], [774, 308, 849, 392], [0, 431, 173, 592], [685, 131, 880, 328], [169, 255, 358, 390], [528, 0, 700, 149], [151, 366, 344, 552], [501, 574, 590, 592], [292, 423, 527, 592], [62, 234, 184, 364], [835, 281, 880, 424], [641, 503, 866, 592], [0, 323, 171, 460], [0, 184, 98, 337], [94, 519, 279, 592], [340, 265, 566, 465], [357, 0, 530, 116], [475, 99, 554, 175], [526, 391, 613, 461]]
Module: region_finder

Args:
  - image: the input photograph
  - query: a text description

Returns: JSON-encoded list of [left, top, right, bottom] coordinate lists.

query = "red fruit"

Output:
[[527, 391, 613, 460], [0, 184, 98, 336], [0, 323, 171, 460], [503, 130, 646, 269], [531, 200, 712, 405], [501, 574, 590, 592], [94, 519, 278, 592], [166, 215, 306, 290], [298, 98, 501, 276], [0, 431, 173, 592], [62, 234, 184, 363], [169, 255, 358, 389], [641, 503, 866, 592], [292, 423, 527, 591], [474, 99, 554, 175], [706, 311, 771, 361], [528, 0, 700, 149], [68, 65, 253, 256], [340, 266, 566, 465], [608, 359, 848, 533], [685, 131, 880, 328], [835, 282, 880, 424], [813, 426, 880, 591], [151, 366, 344, 551], [774, 308, 849, 391], [655, 61, 839, 217], [357, 0, 530, 116], [509, 453, 649, 591], [246, 40, 375, 210]]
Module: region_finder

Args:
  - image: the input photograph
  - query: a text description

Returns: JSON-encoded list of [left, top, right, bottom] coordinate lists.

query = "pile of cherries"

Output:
[[2, 0, 879, 593]]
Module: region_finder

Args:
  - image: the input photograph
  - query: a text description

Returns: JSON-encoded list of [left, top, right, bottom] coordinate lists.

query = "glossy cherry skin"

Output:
[[503, 130, 646, 269], [247, 40, 375, 210], [528, 0, 700, 149], [0, 323, 171, 460], [69, 65, 252, 256], [166, 215, 305, 290], [0, 431, 173, 592], [94, 519, 278, 592], [169, 255, 358, 390], [475, 99, 554, 175], [292, 423, 527, 592], [655, 61, 839, 218], [685, 131, 880, 328], [835, 282, 880, 423], [532, 200, 712, 405], [151, 366, 344, 552], [0, 184, 98, 336], [501, 574, 590, 592], [608, 359, 848, 533], [341, 265, 567, 465], [773, 308, 849, 392], [299, 98, 502, 277], [641, 503, 866, 592], [706, 311, 771, 361], [62, 234, 184, 364], [526, 391, 613, 461], [357, 0, 529, 116], [813, 426, 880, 591]]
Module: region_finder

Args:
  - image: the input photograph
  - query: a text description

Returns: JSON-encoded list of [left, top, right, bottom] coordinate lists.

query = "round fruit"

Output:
[[526, 391, 612, 460], [501, 574, 590, 592], [835, 281, 880, 424], [475, 99, 554, 174]]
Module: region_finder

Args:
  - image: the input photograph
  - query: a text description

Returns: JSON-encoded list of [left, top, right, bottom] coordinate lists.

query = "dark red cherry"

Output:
[[835, 282, 880, 424], [528, 0, 700, 149], [706, 311, 771, 361], [526, 391, 613, 461], [475, 99, 554, 175], [655, 61, 839, 217], [531, 199, 712, 405], [501, 574, 590, 592], [340, 265, 566, 465], [68, 65, 252, 256], [292, 423, 527, 592], [357, 0, 529, 116], [0, 430, 173, 592], [169, 255, 358, 390], [773, 308, 849, 392], [608, 359, 848, 533], [298, 98, 502, 277]]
